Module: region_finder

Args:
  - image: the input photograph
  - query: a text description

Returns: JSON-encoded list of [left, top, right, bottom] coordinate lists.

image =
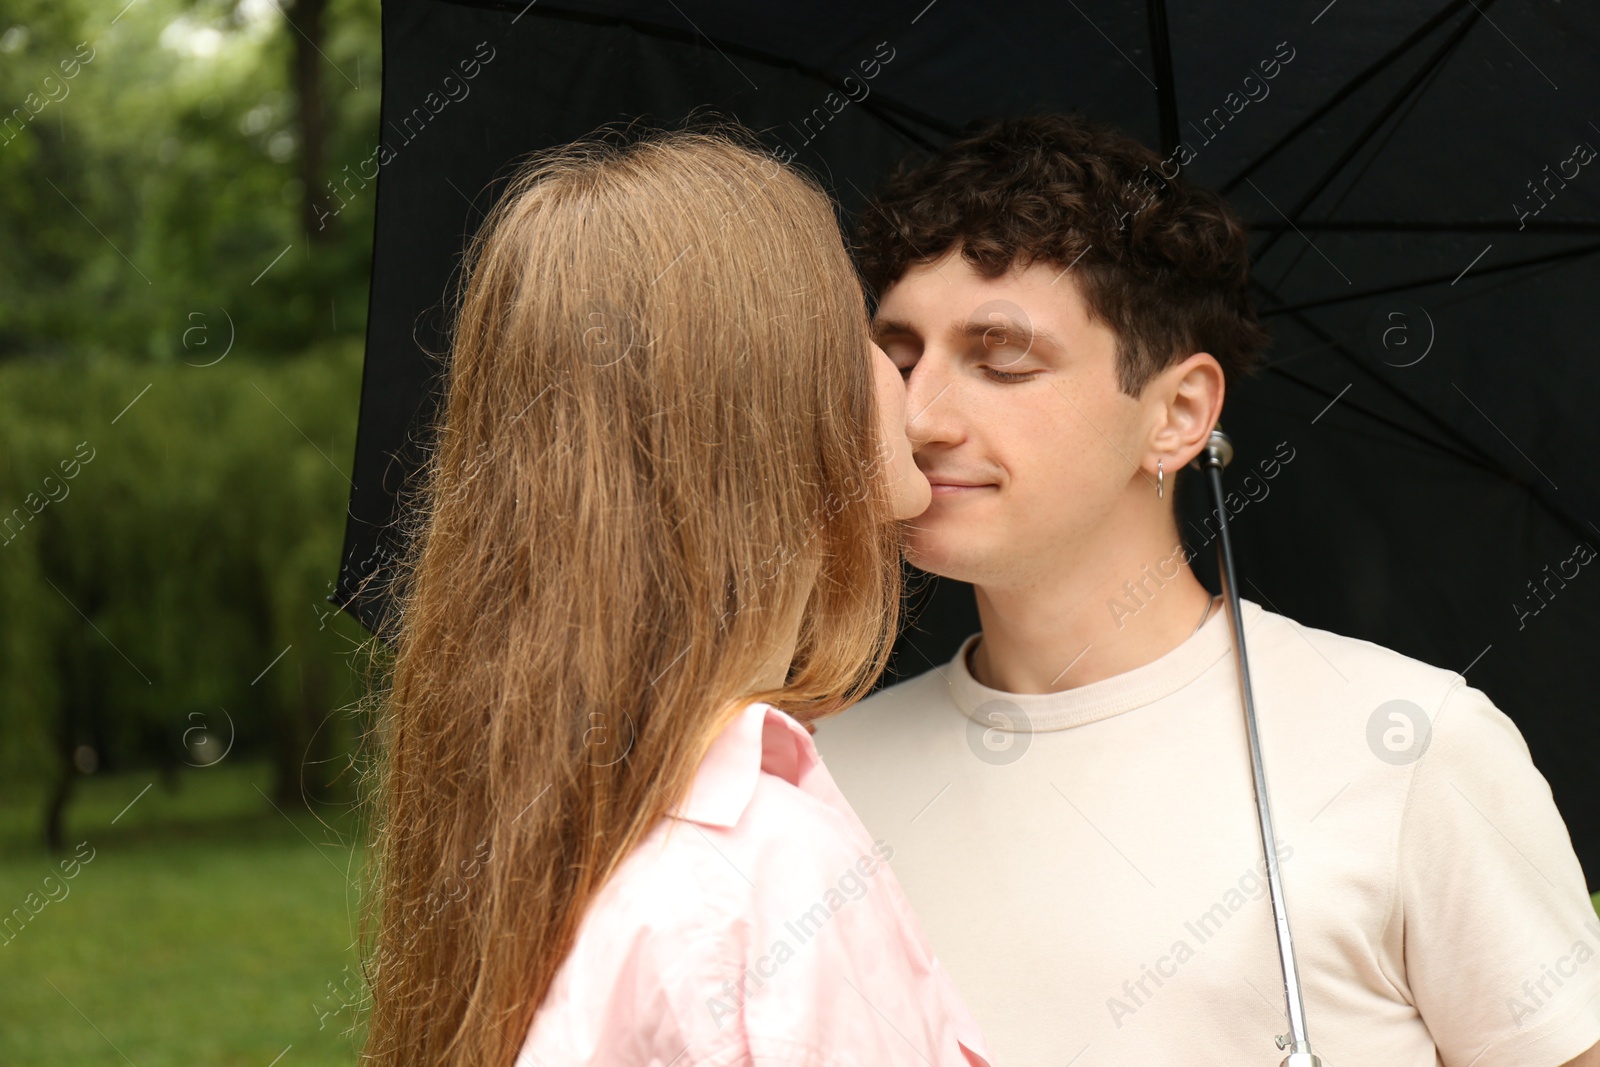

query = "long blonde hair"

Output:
[[355, 124, 905, 1066]]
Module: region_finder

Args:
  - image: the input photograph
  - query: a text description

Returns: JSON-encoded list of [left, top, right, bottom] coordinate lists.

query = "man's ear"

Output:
[[1148, 352, 1225, 467]]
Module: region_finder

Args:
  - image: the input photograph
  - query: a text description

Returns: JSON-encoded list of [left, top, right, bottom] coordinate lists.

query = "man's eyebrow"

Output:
[[872, 316, 1066, 355], [959, 318, 1066, 354], [871, 317, 918, 338]]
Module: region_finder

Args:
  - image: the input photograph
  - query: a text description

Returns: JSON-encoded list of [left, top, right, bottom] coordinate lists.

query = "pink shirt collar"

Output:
[[666, 700, 812, 828]]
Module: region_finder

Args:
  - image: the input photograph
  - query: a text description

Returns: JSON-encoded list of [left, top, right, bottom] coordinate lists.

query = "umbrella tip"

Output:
[[1193, 427, 1234, 470]]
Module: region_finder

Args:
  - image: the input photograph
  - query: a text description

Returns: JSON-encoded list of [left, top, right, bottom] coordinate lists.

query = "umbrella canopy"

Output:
[[331, 0, 1600, 883]]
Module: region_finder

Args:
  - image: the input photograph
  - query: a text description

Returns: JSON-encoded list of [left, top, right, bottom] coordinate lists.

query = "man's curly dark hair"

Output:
[[854, 111, 1271, 398]]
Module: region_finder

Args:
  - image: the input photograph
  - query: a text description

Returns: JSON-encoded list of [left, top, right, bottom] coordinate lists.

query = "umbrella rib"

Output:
[[1145, 0, 1182, 160], [1250, 277, 1500, 474], [1263, 50, 1451, 291], [1219, 0, 1474, 197], [848, 96, 951, 155], [1229, 393, 1465, 464], [1251, 0, 1495, 265], [1255, 355, 1482, 471], [1251, 275, 1600, 553], [475, 0, 965, 149], [1259, 240, 1600, 316], [1246, 221, 1600, 234]]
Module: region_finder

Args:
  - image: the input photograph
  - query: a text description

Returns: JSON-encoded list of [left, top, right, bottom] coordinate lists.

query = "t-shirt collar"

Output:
[[946, 596, 1265, 732]]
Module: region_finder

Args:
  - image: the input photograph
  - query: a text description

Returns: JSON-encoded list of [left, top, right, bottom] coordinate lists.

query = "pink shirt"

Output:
[[516, 700, 995, 1067]]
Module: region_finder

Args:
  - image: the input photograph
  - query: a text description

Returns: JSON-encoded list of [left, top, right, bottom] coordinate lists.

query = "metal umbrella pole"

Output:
[[1191, 428, 1322, 1067]]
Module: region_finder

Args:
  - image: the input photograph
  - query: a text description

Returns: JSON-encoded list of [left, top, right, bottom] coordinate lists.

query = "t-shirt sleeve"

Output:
[[1396, 679, 1600, 1067]]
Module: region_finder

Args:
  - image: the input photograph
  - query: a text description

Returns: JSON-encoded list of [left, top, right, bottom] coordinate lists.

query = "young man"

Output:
[[812, 113, 1600, 1067]]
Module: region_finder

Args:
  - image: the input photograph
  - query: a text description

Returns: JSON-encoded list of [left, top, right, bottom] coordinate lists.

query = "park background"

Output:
[[2, 0, 381, 1062]]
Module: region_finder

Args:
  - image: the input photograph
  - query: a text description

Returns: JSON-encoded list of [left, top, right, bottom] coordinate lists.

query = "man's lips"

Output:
[[925, 477, 996, 496], [923, 474, 994, 488]]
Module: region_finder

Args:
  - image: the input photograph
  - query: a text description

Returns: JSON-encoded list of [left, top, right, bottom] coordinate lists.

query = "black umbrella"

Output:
[[330, 0, 1600, 917]]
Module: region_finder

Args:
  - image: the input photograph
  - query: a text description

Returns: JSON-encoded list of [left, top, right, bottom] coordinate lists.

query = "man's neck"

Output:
[[966, 552, 1216, 695]]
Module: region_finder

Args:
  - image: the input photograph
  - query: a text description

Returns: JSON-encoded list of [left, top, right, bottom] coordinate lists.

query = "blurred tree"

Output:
[[282, 0, 333, 242], [0, 345, 370, 847], [0, 0, 382, 844], [0, 0, 380, 362]]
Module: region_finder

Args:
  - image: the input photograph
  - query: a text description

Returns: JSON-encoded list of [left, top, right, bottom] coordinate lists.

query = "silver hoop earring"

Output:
[[1157, 458, 1164, 499]]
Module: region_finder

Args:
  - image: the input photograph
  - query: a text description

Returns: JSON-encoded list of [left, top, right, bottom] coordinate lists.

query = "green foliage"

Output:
[[0, 342, 372, 808], [0, 0, 384, 831], [0, 0, 381, 361], [0, 1, 392, 1046]]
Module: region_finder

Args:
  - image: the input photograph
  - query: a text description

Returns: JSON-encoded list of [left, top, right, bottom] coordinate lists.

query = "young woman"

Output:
[[356, 126, 994, 1067]]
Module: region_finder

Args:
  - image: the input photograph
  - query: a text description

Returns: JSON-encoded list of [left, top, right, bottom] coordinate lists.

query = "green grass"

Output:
[[0, 759, 370, 1067]]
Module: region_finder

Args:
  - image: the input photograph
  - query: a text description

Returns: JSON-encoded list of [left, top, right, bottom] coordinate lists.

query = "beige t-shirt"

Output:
[[812, 596, 1600, 1067]]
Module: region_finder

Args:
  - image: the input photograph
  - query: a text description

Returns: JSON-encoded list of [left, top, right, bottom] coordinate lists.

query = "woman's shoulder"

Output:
[[611, 712, 902, 942], [662, 705, 991, 1064], [519, 701, 993, 1066]]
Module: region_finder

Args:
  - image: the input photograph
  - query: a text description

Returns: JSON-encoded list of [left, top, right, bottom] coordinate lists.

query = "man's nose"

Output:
[[903, 358, 958, 450]]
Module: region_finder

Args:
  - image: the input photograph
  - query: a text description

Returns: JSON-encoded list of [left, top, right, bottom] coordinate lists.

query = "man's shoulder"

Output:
[[1247, 604, 1533, 771], [1250, 602, 1465, 703]]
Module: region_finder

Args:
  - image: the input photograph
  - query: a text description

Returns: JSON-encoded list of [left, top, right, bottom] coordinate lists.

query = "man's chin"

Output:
[[902, 525, 985, 580]]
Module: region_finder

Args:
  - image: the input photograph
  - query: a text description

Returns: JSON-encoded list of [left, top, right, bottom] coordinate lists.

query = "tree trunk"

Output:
[[44, 613, 91, 852], [43, 763, 73, 853], [287, 0, 331, 242]]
